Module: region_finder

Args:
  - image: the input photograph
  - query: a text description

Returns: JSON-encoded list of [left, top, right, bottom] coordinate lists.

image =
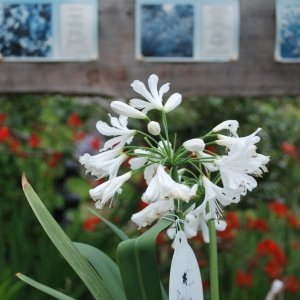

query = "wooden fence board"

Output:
[[0, 0, 300, 97]]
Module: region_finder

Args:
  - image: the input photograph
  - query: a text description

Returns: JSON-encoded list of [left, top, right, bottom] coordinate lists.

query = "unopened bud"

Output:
[[183, 138, 205, 152], [147, 121, 161, 136]]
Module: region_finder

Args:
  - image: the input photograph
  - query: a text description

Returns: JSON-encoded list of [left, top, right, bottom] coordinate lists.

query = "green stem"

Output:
[[209, 219, 219, 300]]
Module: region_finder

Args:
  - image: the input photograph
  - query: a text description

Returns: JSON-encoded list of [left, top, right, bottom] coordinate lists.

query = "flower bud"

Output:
[[183, 138, 205, 152], [147, 121, 161, 136]]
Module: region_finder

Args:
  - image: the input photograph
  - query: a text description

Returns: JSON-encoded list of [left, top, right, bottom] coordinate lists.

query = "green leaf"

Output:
[[88, 208, 129, 241], [117, 219, 172, 300], [74, 243, 126, 300], [16, 273, 75, 300], [21, 174, 113, 300]]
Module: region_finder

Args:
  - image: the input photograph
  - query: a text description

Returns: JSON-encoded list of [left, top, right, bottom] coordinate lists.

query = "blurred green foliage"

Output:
[[0, 95, 299, 299]]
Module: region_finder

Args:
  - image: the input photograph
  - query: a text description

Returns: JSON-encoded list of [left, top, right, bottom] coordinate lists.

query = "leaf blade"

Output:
[[22, 174, 113, 300], [74, 242, 126, 300], [117, 219, 172, 300], [16, 273, 75, 300]]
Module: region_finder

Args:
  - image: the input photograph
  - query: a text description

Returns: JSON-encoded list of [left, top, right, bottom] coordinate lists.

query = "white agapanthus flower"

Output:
[[89, 172, 132, 209], [79, 147, 127, 179], [96, 114, 136, 150], [184, 207, 227, 242], [215, 143, 269, 193], [130, 74, 182, 114], [201, 176, 241, 219], [216, 128, 261, 148], [142, 165, 192, 203], [131, 199, 174, 229], [80, 74, 269, 242]]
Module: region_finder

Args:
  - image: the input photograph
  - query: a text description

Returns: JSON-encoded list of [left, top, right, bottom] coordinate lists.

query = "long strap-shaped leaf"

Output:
[[74, 243, 126, 300], [16, 273, 75, 300], [21, 174, 113, 300], [117, 219, 172, 300]]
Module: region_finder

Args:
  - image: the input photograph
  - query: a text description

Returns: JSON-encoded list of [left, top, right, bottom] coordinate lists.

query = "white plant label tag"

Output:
[[169, 231, 203, 300]]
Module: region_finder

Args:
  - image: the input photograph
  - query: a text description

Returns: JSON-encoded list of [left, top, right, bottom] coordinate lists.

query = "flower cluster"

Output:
[[80, 74, 269, 241]]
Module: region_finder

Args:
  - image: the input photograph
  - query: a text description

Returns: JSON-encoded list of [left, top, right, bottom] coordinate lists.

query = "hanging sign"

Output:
[[135, 0, 240, 62], [0, 0, 98, 62], [169, 231, 204, 300], [275, 0, 300, 63]]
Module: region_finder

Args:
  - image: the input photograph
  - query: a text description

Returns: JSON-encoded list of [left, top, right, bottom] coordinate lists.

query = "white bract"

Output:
[[80, 74, 269, 241]]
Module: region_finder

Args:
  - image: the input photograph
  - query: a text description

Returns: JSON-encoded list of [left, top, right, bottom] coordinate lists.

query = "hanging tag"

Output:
[[169, 231, 203, 300]]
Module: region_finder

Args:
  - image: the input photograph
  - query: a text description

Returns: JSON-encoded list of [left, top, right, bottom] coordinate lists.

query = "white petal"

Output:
[[131, 199, 174, 229], [159, 83, 170, 98], [164, 93, 182, 112], [144, 164, 158, 185], [215, 220, 227, 231], [212, 120, 239, 136], [129, 98, 154, 113], [111, 101, 147, 119], [148, 74, 160, 100]]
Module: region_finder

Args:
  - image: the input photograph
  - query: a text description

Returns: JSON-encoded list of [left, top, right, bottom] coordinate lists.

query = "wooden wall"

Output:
[[0, 0, 300, 97]]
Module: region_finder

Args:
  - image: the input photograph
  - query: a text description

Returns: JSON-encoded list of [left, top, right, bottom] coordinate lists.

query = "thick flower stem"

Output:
[[209, 219, 220, 300]]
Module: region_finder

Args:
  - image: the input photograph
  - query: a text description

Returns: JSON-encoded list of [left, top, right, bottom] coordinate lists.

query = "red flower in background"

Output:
[[287, 214, 299, 229], [281, 142, 298, 159], [48, 152, 63, 168], [0, 113, 7, 124], [90, 136, 101, 151], [265, 260, 284, 279], [137, 200, 149, 210], [236, 270, 253, 288], [247, 216, 270, 232], [202, 279, 209, 291], [29, 132, 40, 148], [257, 239, 287, 265], [226, 212, 240, 229], [257, 239, 287, 278], [9, 138, 21, 152], [268, 201, 289, 218], [68, 112, 82, 127], [218, 211, 239, 240], [74, 131, 86, 141], [284, 275, 299, 293], [83, 217, 100, 232], [0, 126, 10, 142]]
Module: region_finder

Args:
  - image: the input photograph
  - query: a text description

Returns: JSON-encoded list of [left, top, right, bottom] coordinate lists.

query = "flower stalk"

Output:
[[209, 219, 220, 300]]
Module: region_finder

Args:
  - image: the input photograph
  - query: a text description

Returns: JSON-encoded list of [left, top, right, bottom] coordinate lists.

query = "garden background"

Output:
[[0, 96, 299, 299]]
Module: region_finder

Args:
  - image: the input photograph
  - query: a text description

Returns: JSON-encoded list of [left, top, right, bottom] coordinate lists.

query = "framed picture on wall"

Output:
[[275, 0, 300, 62], [135, 0, 240, 62], [0, 0, 98, 62]]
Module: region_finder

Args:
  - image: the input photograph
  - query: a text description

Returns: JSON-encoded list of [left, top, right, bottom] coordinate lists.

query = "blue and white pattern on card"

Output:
[[275, 0, 300, 62], [0, 0, 98, 61], [135, 0, 240, 62]]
